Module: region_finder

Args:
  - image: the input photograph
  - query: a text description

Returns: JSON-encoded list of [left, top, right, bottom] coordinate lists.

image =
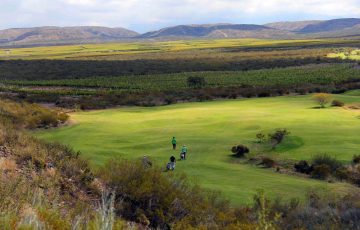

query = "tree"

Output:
[[312, 93, 332, 108], [256, 132, 266, 143], [268, 129, 290, 148]]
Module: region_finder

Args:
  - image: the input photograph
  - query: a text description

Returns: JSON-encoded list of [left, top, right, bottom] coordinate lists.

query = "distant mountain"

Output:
[[138, 24, 293, 39], [298, 18, 360, 33], [0, 18, 359, 47], [140, 18, 360, 39], [0, 26, 139, 47], [265, 20, 323, 32]]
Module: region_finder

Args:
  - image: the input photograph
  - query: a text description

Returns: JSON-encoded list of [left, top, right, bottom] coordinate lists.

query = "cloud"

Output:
[[0, 0, 359, 32]]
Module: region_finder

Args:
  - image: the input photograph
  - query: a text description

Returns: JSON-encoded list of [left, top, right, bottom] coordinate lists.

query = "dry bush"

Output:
[[0, 98, 68, 129], [97, 159, 247, 229], [0, 158, 17, 172], [331, 99, 345, 107]]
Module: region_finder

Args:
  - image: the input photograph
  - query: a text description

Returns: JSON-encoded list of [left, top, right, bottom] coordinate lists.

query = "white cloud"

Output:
[[0, 0, 359, 32]]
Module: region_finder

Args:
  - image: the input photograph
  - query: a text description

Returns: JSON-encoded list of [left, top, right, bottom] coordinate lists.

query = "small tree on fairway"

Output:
[[256, 132, 266, 143], [268, 129, 290, 148], [312, 93, 332, 108]]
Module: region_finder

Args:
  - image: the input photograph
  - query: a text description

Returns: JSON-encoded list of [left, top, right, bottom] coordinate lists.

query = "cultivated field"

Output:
[[4, 64, 358, 91], [36, 94, 360, 205], [1, 38, 357, 60], [328, 49, 360, 60]]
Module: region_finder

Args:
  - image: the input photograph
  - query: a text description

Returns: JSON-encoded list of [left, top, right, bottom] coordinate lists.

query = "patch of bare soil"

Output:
[[345, 103, 360, 110]]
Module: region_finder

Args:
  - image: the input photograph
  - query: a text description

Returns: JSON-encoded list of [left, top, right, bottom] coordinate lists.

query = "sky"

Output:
[[0, 0, 359, 32]]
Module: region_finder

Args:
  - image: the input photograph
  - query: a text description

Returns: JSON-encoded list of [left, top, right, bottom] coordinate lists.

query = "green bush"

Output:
[[335, 167, 349, 181], [312, 154, 342, 172], [353, 154, 360, 164], [231, 145, 250, 158], [294, 160, 313, 174]]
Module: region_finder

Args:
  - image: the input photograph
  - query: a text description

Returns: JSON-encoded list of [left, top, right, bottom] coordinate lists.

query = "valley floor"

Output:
[[36, 94, 360, 205]]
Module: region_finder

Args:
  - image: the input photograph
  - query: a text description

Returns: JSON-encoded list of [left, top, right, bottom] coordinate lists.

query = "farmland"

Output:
[[1, 38, 359, 60], [2, 62, 360, 109], [328, 49, 360, 60], [4, 64, 359, 91]]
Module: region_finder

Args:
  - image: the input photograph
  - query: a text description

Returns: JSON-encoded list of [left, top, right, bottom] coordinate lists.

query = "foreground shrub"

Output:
[[331, 99, 345, 107], [97, 159, 239, 229], [274, 191, 360, 229], [311, 164, 331, 179], [57, 112, 69, 123], [0, 99, 68, 128], [231, 145, 250, 158], [335, 167, 349, 181], [254, 190, 281, 230], [348, 169, 360, 186]]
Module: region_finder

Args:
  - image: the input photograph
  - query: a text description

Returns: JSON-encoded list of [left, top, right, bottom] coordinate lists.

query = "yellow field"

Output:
[[327, 49, 360, 60], [0, 38, 343, 60]]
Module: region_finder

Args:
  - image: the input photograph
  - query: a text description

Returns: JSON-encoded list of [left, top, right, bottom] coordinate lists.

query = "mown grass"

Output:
[[0, 38, 357, 60], [36, 94, 360, 205], [344, 89, 360, 96]]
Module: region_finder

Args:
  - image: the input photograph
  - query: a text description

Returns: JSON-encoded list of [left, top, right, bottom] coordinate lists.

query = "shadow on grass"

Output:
[[275, 136, 305, 153], [310, 106, 326, 109]]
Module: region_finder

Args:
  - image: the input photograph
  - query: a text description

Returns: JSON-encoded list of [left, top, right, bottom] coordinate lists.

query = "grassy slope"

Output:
[[344, 89, 360, 96], [36, 95, 360, 205]]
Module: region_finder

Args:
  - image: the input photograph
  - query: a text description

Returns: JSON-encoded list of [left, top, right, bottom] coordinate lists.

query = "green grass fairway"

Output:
[[36, 95, 360, 205]]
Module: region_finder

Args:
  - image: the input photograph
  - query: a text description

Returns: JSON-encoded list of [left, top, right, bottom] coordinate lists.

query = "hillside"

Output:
[[139, 18, 360, 39], [139, 23, 293, 39], [0, 26, 139, 47], [298, 18, 360, 33], [265, 20, 323, 31]]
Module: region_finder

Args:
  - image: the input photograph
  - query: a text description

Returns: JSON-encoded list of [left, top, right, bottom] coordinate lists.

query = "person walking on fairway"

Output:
[[172, 137, 177, 150], [167, 155, 176, 171], [181, 145, 188, 160]]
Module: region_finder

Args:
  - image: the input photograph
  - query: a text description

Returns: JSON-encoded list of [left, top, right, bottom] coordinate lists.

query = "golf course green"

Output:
[[36, 94, 360, 205]]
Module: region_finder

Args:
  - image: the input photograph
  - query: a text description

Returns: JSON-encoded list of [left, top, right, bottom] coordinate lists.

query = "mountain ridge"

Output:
[[0, 26, 139, 47], [0, 18, 359, 47]]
